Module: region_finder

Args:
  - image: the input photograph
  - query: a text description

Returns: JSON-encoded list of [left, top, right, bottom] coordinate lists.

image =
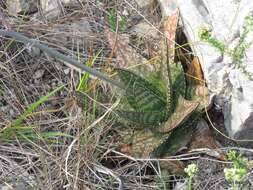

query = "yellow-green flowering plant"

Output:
[[184, 163, 199, 190], [224, 151, 249, 190]]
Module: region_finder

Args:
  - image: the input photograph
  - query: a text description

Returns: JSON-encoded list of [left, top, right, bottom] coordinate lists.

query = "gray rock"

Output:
[[64, 68, 70, 75], [7, 0, 37, 16], [9, 109, 15, 117], [32, 69, 45, 79], [173, 182, 186, 190], [40, 0, 75, 20], [234, 112, 253, 147], [158, 0, 253, 138], [131, 21, 159, 38], [30, 46, 41, 57], [135, 0, 154, 8]]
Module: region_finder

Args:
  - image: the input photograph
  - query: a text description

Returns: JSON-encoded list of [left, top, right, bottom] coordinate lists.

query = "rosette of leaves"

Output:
[[116, 62, 199, 158], [115, 63, 188, 126], [115, 68, 170, 126]]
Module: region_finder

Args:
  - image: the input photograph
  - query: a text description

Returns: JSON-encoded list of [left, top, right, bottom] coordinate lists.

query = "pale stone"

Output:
[[33, 69, 45, 79], [135, 0, 154, 8], [7, 0, 37, 16], [40, 0, 74, 19], [131, 21, 159, 38], [158, 0, 253, 138]]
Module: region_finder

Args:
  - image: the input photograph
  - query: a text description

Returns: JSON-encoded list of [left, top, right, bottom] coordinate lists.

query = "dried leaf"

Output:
[[158, 96, 199, 133], [186, 58, 212, 109], [164, 8, 180, 50], [159, 160, 185, 174], [189, 119, 227, 161], [116, 110, 169, 126], [187, 57, 205, 85]]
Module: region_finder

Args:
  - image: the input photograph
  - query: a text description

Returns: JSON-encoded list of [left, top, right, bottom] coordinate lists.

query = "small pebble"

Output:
[[32, 69, 45, 79], [9, 109, 15, 117], [64, 68, 70, 75], [34, 79, 40, 84]]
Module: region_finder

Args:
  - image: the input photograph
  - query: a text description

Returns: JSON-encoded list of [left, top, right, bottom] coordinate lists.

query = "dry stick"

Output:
[[0, 29, 124, 89]]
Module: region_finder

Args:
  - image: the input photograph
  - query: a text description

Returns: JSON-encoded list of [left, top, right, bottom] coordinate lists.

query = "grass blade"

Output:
[[13, 85, 65, 127]]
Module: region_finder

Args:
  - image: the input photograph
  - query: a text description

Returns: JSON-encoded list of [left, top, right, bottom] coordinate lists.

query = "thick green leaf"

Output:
[[148, 70, 167, 96], [116, 109, 169, 126], [116, 68, 167, 111], [151, 124, 194, 158], [171, 63, 186, 109], [151, 111, 201, 157]]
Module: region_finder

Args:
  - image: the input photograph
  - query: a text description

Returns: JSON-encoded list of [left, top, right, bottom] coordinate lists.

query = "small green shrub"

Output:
[[4, 85, 72, 142], [224, 151, 249, 190], [198, 13, 253, 79], [77, 50, 102, 92], [198, 25, 226, 53], [184, 163, 198, 190]]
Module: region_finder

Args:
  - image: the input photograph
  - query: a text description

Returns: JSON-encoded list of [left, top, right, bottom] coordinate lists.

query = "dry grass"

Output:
[[0, 0, 253, 189]]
